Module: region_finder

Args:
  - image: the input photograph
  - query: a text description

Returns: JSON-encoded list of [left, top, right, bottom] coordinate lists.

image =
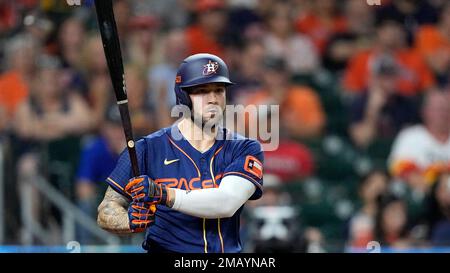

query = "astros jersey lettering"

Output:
[[106, 125, 264, 253]]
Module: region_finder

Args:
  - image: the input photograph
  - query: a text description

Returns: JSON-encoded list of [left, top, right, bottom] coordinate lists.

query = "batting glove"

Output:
[[128, 201, 156, 233], [125, 175, 168, 205]]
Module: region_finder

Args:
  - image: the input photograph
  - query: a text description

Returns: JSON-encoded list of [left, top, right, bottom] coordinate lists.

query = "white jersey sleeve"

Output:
[[171, 175, 256, 219]]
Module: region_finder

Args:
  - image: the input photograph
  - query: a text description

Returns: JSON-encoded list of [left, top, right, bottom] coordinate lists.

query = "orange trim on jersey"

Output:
[[189, 177, 201, 189], [210, 145, 225, 253], [154, 178, 179, 188], [222, 171, 263, 190], [169, 134, 222, 253], [107, 177, 132, 198], [210, 145, 224, 187], [154, 176, 223, 190], [390, 160, 420, 178], [167, 136, 201, 177], [214, 146, 224, 156], [201, 179, 215, 189], [424, 163, 449, 184], [177, 178, 189, 189], [154, 178, 178, 183]]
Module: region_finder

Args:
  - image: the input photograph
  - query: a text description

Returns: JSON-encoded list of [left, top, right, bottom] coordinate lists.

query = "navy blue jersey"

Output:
[[106, 124, 264, 253]]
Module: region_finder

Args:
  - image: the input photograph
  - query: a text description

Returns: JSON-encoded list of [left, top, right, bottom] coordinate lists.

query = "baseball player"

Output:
[[97, 53, 264, 253]]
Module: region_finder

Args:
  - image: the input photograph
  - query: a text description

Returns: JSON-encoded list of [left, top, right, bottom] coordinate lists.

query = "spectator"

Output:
[[13, 55, 92, 242], [226, 0, 264, 43], [228, 40, 265, 104], [389, 90, 450, 198], [376, 0, 440, 41], [295, 0, 347, 55], [57, 17, 88, 95], [129, 0, 189, 29], [250, 102, 315, 183], [112, 0, 132, 41], [0, 0, 39, 35], [246, 174, 307, 252], [0, 105, 6, 133], [374, 194, 411, 248], [240, 57, 326, 139], [184, 0, 228, 58], [40, 0, 79, 24], [248, 174, 290, 207], [343, 18, 435, 97], [349, 54, 421, 149], [426, 172, 450, 246], [81, 34, 112, 129], [343, 0, 375, 40], [148, 29, 188, 123], [23, 11, 54, 50], [75, 107, 124, 243], [347, 169, 390, 248], [14, 54, 92, 145], [263, 139, 315, 183], [0, 1, 17, 35], [0, 34, 37, 122], [264, 1, 319, 75], [124, 63, 155, 138], [126, 15, 159, 68], [323, 0, 375, 73], [414, 3, 450, 86]]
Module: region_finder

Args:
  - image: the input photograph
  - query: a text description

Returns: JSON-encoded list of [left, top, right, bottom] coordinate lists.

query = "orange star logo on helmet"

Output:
[[202, 60, 219, 76], [175, 75, 182, 83]]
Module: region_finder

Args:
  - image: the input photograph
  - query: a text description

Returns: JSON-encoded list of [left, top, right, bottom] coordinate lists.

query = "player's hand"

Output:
[[128, 201, 156, 233], [125, 175, 168, 205]]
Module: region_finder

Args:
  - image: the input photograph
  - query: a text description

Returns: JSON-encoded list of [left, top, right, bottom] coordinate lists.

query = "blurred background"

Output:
[[0, 0, 449, 253]]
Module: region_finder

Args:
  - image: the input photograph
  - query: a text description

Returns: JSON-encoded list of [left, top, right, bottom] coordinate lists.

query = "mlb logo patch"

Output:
[[244, 155, 263, 179]]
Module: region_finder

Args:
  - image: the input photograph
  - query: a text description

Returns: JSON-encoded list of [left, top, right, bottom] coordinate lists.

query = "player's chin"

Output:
[[203, 113, 223, 127], [208, 108, 224, 118]]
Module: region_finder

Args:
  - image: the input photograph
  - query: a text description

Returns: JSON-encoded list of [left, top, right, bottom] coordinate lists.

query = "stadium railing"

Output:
[[20, 174, 120, 246]]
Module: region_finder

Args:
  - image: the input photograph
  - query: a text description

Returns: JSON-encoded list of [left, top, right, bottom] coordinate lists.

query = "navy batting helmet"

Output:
[[174, 53, 234, 108]]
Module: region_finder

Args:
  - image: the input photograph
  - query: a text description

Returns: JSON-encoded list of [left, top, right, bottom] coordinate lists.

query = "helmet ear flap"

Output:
[[174, 85, 192, 109]]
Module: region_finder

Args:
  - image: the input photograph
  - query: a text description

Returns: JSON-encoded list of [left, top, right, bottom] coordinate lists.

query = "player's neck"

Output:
[[177, 118, 218, 153]]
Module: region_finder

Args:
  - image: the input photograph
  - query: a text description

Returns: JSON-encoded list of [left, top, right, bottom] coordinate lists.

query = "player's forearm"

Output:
[[97, 200, 132, 234], [97, 187, 133, 234], [167, 176, 255, 219]]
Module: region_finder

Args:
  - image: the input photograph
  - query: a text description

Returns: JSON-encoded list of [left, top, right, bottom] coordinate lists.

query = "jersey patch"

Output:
[[244, 155, 263, 179]]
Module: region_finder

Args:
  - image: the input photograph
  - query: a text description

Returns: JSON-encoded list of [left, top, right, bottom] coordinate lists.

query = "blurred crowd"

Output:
[[0, 0, 449, 252]]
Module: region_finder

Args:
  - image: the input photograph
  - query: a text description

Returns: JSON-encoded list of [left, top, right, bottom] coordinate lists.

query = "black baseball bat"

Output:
[[94, 0, 140, 177]]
